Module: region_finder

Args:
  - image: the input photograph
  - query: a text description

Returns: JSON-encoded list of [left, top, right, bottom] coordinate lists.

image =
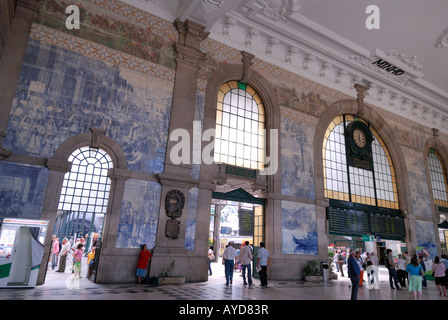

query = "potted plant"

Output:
[[158, 260, 185, 285], [304, 260, 323, 281]]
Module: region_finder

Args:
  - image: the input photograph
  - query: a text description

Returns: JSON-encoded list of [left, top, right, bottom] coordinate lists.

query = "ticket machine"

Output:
[[0, 218, 48, 288]]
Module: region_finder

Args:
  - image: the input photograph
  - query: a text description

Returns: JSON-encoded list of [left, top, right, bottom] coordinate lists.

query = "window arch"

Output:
[[323, 115, 399, 210], [214, 81, 266, 170], [428, 148, 448, 208], [56, 147, 113, 239]]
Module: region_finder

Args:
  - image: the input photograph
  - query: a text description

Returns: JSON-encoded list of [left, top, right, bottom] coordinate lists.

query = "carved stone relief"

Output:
[[164, 189, 185, 239]]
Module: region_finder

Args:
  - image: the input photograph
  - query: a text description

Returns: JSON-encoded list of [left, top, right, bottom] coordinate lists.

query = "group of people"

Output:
[[337, 247, 448, 300], [50, 235, 96, 280], [211, 241, 270, 287], [388, 251, 448, 299], [333, 249, 379, 287]]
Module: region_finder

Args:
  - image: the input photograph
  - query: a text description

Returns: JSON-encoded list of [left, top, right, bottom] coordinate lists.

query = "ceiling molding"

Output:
[[436, 27, 448, 49], [120, 0, 448, 133]]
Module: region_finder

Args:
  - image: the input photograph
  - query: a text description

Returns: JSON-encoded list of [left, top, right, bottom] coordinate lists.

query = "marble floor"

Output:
[[1, 259, 447, 302]]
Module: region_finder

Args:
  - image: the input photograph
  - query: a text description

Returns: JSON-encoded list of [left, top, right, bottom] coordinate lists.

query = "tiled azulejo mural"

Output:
[[3, 0, 441, 254]]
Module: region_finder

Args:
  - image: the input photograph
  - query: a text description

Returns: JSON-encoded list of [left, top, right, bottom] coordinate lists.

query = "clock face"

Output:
[[353, 128, 366, 148]]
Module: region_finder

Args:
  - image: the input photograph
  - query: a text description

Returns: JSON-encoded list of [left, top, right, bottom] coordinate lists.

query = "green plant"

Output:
[[304, 260, 321, 276], [159, 260, 176, 279], [328, 250, 335, 273]]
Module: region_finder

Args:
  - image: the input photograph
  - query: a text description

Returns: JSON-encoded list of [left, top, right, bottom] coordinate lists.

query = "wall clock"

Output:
[[345, 121, 374, 171]]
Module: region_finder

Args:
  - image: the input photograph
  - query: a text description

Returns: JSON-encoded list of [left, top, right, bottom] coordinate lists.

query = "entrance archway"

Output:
[[209, 188, 265, 279], [37, 131, 129, 286]]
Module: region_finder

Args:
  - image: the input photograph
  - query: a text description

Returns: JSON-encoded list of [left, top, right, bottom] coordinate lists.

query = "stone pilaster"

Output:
[[151, 19, 209, 282], [162, 19, 209, 176], [0, 0, 41, 161], [36, 158, 72, 285]]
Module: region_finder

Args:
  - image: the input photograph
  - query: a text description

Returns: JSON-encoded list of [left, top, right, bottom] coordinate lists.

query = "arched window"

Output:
[[56, 147, 113, 239], [323, 115, 399, 209], [214, 81, 265, 170], [428, 148, 448, 207]]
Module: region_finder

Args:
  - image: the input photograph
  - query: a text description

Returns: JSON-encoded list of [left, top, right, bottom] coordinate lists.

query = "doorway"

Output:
[[209, 188, 265, 279]]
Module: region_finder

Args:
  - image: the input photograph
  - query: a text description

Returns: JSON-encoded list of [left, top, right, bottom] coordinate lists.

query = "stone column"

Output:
[[0, 0, 41, 160], [94, 168, 132, 284], [37, 158, 72, 285], [151, 19, 209, 281]]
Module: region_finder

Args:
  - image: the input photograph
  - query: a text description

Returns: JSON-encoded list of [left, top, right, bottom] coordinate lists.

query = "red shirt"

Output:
[[137, 249, 152, 269]]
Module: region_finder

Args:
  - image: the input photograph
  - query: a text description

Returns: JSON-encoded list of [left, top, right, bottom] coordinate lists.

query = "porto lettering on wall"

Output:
[[372, 59, 405, 76]]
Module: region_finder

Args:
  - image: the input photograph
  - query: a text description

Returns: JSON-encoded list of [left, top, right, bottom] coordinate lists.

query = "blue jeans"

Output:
[[388, 267, 400, 288], [224, 259, 234, 284], [242, 264, 252, 285]]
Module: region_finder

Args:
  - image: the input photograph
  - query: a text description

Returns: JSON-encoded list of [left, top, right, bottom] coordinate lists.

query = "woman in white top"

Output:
[[208, 246, 214, 275]]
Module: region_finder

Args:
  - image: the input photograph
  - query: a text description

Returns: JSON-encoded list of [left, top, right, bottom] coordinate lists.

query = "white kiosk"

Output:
[[0, 218, 48, 288]]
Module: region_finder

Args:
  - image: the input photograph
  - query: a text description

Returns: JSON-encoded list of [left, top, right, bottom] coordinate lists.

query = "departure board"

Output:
[[238, 209, 254, 236], [328, 206, 369, 235], [370, 212, 405, 239], [328, 205, 405, 240]]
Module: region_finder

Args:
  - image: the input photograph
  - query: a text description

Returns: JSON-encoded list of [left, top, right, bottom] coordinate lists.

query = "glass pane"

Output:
[[56, 147, 113, 240], [214, 82, 266, 170]]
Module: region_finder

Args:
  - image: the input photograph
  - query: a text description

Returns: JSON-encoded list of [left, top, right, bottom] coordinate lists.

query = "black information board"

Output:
[[370, 213, 405, 239], [238, 209, 254, 236], [328, 206, 370, 235], [328, 205, 405, 240]]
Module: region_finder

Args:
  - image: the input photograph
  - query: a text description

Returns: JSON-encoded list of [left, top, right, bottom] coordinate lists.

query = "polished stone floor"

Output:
[[1, 258, 447, 302]]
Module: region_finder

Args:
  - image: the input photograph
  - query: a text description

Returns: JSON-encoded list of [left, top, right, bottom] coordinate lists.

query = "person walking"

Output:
[[385, 249, 402, 290], [337, 250, 345, 277], [256, 242, 270, 287], [396, 253, 407, 288], [208, 246, 214, 276], [222, 241, 237, 285], [418, 256, 427, 287], [370, 252, 379, 266], [136, 244, 152, 284], [86, 247, 95, 279], [56, 238, 71, 273], [50, 236, 59, 270], [72, 243, 83, 279], [405, 255, 424, 300], [240, 241, 254, 286], [347, 249, 360, 300], [440, 254, 448, 290], [356, 250, 364, 287], [432, 256, 447, 297]]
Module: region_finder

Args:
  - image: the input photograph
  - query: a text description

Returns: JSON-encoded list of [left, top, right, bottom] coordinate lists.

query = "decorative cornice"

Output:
[[257, 0, 301, 23], [385, 50, 423, 72], [436, 27, 448, 49]]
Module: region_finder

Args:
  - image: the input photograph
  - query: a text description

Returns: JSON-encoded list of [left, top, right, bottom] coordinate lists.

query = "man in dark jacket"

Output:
[[347, 249, 360, 300]]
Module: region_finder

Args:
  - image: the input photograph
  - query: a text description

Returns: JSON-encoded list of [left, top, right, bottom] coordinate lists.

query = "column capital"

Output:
[[17, 0, 43, 12], [46, 158, 72, 173], [174, 19, 209, 51], [108, 168, 132, 182], [173, 19, 209, 66]]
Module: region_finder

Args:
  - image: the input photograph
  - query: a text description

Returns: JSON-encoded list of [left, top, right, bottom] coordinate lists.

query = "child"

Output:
[[73, 243, 83, 279]]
